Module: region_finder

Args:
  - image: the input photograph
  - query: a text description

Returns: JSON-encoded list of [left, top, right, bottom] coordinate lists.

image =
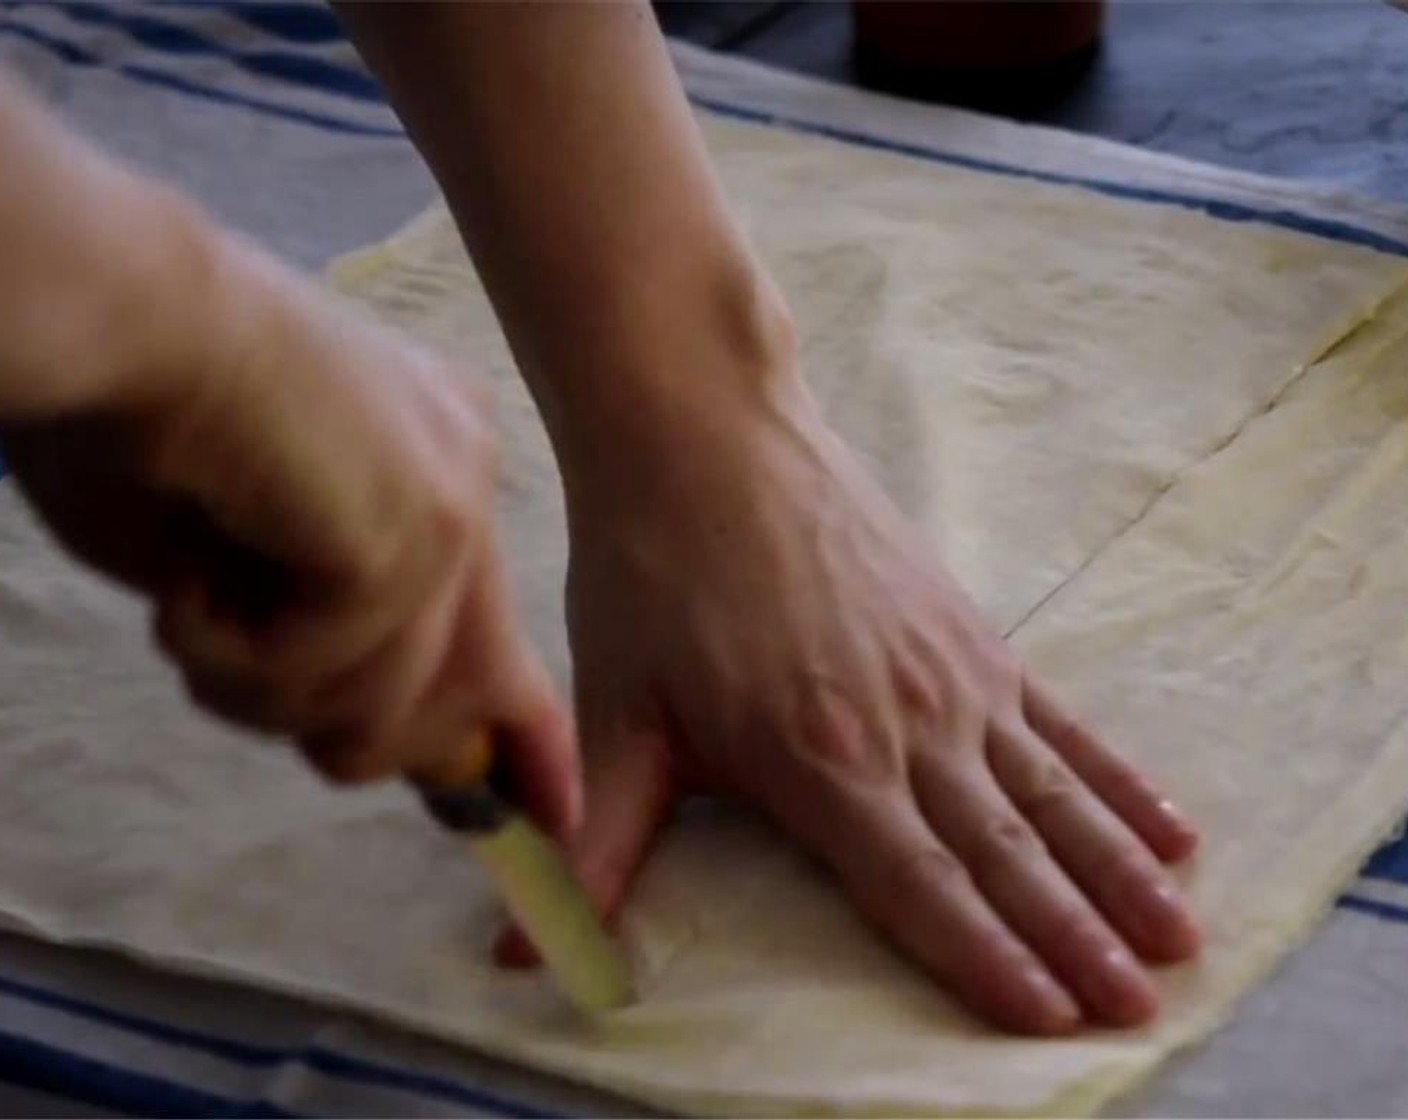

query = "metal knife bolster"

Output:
[[416, 783, 512, 833]]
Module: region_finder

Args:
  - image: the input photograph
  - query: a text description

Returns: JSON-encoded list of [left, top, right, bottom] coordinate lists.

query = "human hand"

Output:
[[510, 373, 1199, 1033], [1, 219, 577, 831]]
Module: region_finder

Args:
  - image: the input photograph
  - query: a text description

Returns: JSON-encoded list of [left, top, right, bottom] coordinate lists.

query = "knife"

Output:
[[413, 730, 635, 1014]]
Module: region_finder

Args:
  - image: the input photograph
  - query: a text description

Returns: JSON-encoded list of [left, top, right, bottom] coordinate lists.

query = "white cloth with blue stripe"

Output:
[[6, 3, 1408, 1116]]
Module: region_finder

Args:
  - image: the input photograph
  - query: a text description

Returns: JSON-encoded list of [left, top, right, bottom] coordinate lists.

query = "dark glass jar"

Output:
[[852, 0, 1105, 114]]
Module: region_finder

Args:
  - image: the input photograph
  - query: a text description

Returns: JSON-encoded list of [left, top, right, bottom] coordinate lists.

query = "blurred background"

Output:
[[659, 0, 1408, 206]]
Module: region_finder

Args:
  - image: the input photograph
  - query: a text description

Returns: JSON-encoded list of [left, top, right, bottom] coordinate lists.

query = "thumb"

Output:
[[495, 724, 676, 967]]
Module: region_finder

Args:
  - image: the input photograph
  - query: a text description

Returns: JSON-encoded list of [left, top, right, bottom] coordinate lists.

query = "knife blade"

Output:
[[414, 732, 635, 1014]]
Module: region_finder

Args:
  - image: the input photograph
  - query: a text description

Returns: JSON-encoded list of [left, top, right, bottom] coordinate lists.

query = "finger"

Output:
[[156, 581, 297, 733], [762, 761, 1080, 1035], [297, 552, 493, 788], [165, 553, 466, 780], [496, 724, 674, 968], [913, 754, 1158, 1028], [455, 554, 582, 842], [304, 640, 573, 811], [296, 540, 577, 816], [487, 666, 581, 843], [1023, 677, 1198, 863], [153, 572, 397, 723], [151, 509, 445, 707], [177, 663, 287, 735], [989, 728, 1200, 964]]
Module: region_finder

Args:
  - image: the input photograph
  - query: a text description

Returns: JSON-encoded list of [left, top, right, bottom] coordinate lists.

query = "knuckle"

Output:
[[333, 535, 398, 601], [793, 676, 899, 779], [991, 645, 1025, 682], [867, 843, 969, 905], [966, 813, 1042, 876], [426, 487, 488, 581], [895, 656, 946, 723], [987, 813, 1039, 852], [1021, 761, 1082, 815], [966, 634, 1021, 686], [428, 480, 475, 540], [344, 500, 473, 611]]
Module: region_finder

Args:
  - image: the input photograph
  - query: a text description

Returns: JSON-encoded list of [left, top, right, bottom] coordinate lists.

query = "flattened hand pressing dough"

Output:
[[3, 114, 1408, 1116]]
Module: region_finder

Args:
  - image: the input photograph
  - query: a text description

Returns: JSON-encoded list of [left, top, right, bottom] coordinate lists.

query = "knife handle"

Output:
[[410, 728, 508, 833]]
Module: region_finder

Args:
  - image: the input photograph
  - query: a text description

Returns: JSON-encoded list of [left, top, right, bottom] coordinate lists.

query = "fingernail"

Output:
[[1024, 967, 1081, 1034], [1121, 876, 1195, 959], [1135, 882, 1201, 962], [1157, 799, 1200, 856], [1087, 946, 1158, 1027]]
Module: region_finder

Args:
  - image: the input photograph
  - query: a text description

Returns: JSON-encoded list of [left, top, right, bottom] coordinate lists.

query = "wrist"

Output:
[[534, 251, 805, 480], [0, 83, 223, 418], [108, 181, 240, 411], [142, 201, 325, 420]]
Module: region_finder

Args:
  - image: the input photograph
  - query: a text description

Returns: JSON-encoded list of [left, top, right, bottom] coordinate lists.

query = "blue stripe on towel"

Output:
[[0, 18, 402, 137], [5, 5, 1407, 255], [1361, 832, 1408, 886], [1340, 894, 1408, 925], [157, 1, 347, 47], [0, 1027, 300, 1118], [0, 973, 553, 1118], [48, 2, 385, 103], [219, 2, 347, 47]]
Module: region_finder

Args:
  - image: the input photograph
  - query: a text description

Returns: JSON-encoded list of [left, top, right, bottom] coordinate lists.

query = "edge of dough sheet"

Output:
[[1069, 748, 1408, 1119]]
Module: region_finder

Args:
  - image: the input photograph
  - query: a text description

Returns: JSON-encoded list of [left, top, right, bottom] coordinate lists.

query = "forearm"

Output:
[[0, 71, 221, 418], [338, 2, 796, 463]]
